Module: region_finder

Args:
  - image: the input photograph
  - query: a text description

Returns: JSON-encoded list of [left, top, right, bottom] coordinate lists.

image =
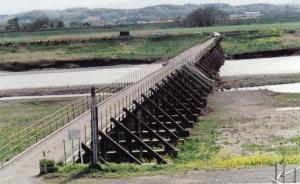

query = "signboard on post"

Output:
[[90, 87, 99, 165], [68, 129, 81, 140]]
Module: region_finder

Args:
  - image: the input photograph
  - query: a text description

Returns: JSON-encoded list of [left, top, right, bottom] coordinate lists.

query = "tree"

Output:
[[69, 21, 81, 28], [57, 21, 64, 28], [6, 17, 19, 31], [184, 7, 228, 27], [31, 17, 50, 30]]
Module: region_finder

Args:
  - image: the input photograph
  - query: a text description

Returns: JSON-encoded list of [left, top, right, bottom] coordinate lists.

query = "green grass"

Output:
[[222, 29, 284, 55], [0, 34, 209, 63], [0, 100, 71, 148], [273, 93, 300, 106]]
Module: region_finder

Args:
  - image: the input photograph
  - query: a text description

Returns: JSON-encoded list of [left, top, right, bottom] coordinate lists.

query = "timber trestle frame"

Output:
[[79, 37, 225, 165]]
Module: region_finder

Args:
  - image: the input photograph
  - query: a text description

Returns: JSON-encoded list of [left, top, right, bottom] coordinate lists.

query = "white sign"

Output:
[[68, 129, 81, 140]]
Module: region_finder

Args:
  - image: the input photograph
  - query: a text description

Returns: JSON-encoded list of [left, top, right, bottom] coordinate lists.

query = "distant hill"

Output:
[[1, 3, 300, 27], [0, 4, 202, 26]]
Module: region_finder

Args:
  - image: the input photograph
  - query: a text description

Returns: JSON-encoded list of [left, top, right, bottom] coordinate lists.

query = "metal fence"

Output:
[[273, 162, 300, 183], [0, 64, 161, 167]]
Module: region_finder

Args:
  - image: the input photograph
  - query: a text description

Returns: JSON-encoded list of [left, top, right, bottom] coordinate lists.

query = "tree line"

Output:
[[6, 17, 65, 32], [5, 7, 228, 32], [5, 17, 93, 32], [176, 7, 229, 27]]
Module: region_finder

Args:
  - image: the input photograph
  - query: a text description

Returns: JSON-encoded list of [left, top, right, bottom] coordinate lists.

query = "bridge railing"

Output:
[[0, 64, 161, 167]]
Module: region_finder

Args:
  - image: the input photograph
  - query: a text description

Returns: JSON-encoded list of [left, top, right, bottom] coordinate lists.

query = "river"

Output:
[[0, 64, 161, 90], [220, 55, 300, 76]]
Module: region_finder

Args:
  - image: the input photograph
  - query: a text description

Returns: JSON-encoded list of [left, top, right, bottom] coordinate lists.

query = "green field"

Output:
[[2, 21, 300, 43], [2, 21, 300, 65], [0, 34, 209, 63]]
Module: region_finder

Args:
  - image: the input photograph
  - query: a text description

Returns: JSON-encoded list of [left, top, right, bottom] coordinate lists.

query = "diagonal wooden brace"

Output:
[[167, 76, 203, 108], [155, 84, 195, 117], [161, 79, 200, 112], [98, 130, 141, 164], [133, 100, 181, 142], [81, 143, 106, 164], [111, 118, 168, 164], [149, 88, 194, 127], [141, 94, 186, 132]]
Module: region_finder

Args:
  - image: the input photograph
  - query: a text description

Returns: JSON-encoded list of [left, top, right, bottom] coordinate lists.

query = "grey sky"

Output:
[[0, 0, 292, 14]]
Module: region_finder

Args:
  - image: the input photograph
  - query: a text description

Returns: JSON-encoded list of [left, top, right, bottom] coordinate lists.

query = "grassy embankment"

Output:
[[47, 93, 300, 183]]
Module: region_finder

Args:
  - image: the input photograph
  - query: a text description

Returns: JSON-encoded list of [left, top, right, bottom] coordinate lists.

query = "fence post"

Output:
[[84, 125, 87, 144], [61, 115, 64, 126], [294, 168, 297, 183], [63, 140, 67, 164], [72, 104, 75, 119], [77, 102, 80, 115], [35, 125, 38, 143], [82, 99, 85, 112], [275, 162, 278, 182], [71, 139, 74, 163], [27, 128, 30, 148], [67, 111, 70, 123], [9, 139, 13, 159], [79, 139, 83, 164], [0, 150, 2, 168], [86, 96, 89, 110], [283, 163, 286, 183]]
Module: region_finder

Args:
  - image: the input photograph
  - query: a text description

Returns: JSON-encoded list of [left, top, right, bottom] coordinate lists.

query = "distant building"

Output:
[[229, 11, 262, 20], [244, 11, 262, 18]]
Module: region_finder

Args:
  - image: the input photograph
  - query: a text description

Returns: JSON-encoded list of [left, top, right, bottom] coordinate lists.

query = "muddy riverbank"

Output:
[[218, 73, 300, 90], [227, 47, 300, 60], [0, 84, 109, 97], [0, 58, 157, 72]]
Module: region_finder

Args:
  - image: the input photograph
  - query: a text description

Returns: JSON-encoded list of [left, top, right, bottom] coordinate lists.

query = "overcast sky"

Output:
[[0, 0, 294, 14]]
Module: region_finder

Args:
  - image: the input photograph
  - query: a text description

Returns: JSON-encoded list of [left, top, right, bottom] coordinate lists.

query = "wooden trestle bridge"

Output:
[[0, 35, 225, 183]]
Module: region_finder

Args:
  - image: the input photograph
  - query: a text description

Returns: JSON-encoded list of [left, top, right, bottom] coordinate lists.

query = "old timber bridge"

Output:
[[0, 35, 225, 183]]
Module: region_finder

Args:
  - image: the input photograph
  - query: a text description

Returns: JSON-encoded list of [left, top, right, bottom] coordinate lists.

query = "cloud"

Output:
[[0, 0, 291, 14]]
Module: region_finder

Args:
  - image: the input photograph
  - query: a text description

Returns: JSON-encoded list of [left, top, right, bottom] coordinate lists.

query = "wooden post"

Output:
[[63, 140, 67, 163], [71, 139, 74, 163]]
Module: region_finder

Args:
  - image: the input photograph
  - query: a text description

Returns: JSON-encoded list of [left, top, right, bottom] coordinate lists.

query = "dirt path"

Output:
[[66, 167, 275, 184], [63, 164, 300, 184]]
